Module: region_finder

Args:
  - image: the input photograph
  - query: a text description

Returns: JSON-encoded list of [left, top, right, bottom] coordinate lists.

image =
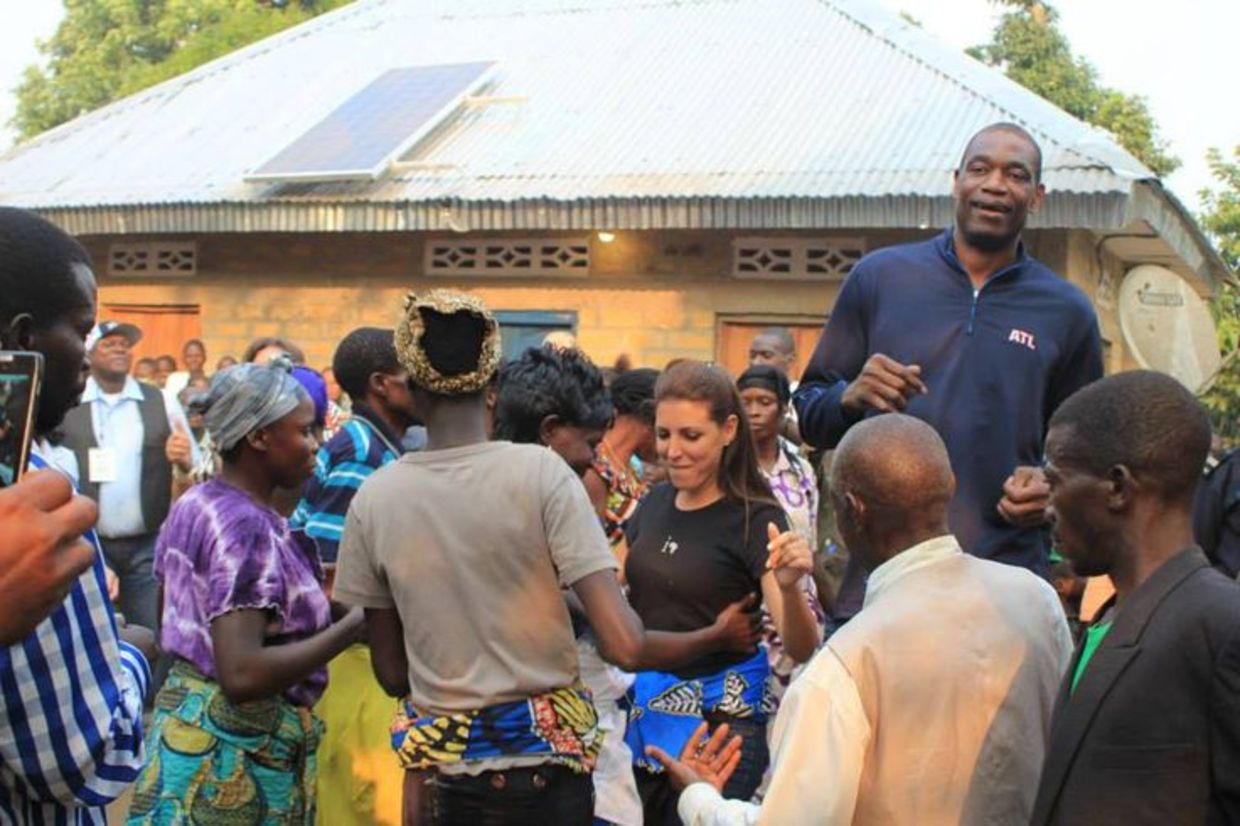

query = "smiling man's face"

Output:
[[952, 127, 1044, 254]]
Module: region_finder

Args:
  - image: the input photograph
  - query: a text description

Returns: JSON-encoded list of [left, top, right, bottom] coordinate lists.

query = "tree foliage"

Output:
[[13, 0, 351, 141], [1198, 146, 1240, 447], [969, 0, 1180, 177]]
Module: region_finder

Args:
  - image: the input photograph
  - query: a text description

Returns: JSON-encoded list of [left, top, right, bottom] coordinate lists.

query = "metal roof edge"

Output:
[[35, 192, 1130, 236], [1124, 181, 1233, 293]]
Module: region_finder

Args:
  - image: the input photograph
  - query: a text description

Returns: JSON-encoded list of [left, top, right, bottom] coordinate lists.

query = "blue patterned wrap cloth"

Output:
[[625, 647, 770, 772]]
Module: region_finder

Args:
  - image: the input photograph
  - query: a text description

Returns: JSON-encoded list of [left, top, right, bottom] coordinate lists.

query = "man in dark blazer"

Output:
[[1032, 370, 1240, 825]]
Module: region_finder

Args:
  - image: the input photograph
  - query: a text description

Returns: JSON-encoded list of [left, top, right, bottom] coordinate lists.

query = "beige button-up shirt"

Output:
[[680, 534, 1073, 825]]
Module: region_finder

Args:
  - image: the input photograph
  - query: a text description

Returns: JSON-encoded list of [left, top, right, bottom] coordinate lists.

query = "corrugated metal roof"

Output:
[[2, 0, 1224, 286], [0, 0, 1225, 286], [0, 0, 1150, 205]]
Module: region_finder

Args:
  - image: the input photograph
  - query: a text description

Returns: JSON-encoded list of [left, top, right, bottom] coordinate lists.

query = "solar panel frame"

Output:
[[247, 61, 495, 184]]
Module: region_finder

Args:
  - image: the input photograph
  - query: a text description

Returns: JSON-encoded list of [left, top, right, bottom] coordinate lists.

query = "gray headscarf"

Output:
[[191, 362, 309, 453]]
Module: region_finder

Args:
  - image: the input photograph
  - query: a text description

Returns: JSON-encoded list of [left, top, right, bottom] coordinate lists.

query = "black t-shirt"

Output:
[[624, 483, 788, 678]]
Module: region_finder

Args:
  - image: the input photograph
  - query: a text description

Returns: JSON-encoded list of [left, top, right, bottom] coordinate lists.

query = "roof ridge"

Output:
[[810, 0, 1151, 178], [436, 0, 744, 19]]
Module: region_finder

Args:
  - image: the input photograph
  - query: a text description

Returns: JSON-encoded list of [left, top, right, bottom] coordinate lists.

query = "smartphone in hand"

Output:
[[0, 352, 43, 488]]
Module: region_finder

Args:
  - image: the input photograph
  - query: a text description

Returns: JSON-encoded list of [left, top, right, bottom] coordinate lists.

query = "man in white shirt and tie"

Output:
[[651, 413, 1072, 825]]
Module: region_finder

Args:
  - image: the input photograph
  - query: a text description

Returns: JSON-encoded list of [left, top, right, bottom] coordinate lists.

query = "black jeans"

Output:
[[99, 533, 159, 630], [423, 764, 594, 825], [636, 715, 769, 826], [101, 532, 171, 698]]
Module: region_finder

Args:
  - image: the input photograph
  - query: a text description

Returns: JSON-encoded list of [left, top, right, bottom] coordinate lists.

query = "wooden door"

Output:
[[716, 318, 825, 380], [101, 303, 202, 371]]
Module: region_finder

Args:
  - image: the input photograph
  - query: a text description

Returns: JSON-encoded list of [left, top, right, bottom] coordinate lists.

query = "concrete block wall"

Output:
[[1055, 228, 1136, 375], [80, 227, 1107, 372], [84, 230, 861, 370]]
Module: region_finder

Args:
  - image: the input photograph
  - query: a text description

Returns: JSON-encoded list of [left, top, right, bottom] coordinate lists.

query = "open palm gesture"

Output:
[[645, 722, 744, 792]]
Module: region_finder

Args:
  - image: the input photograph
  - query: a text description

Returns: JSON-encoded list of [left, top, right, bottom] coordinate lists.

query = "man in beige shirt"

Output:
[[653, 414, 1073, 825]]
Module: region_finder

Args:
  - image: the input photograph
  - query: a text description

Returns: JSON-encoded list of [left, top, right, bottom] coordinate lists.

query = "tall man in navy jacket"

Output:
[[794, 123, 1103, 577]]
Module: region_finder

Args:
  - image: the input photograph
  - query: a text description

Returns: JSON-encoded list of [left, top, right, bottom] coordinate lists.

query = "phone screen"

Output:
[[0, 353, 42, 488]]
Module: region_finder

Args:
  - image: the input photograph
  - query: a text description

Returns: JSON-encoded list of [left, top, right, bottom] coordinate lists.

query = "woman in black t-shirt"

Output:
[[620, 360, 821, 825]]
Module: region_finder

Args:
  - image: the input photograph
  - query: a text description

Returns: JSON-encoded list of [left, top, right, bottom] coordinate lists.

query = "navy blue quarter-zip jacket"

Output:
[[794, 228, 1103, 575]]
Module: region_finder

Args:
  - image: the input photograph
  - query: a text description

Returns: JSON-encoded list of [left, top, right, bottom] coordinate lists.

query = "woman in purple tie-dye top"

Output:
[[128, 365, 363, 825]]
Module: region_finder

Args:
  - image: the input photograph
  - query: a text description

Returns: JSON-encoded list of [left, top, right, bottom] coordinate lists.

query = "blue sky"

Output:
[[1, 0, 1235, 207]]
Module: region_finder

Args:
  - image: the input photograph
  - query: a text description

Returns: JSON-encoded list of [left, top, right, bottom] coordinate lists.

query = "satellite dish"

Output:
[[1118, 265, 1222, 392]]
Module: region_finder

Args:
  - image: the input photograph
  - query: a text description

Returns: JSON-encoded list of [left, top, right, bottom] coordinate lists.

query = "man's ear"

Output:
[[366, 371, 387, 400], [1, 313, 36, 351], [1029, 181, 1047, 214], [538, 413, 563, 447], [844, 491, 867, 530], [1105, 464, 1135, 512]]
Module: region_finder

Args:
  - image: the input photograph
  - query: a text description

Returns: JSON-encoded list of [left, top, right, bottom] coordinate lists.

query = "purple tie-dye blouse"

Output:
[[154, 478, 333, 706]]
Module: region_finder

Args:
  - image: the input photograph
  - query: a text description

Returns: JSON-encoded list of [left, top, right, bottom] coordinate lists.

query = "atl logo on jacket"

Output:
[[660, 536, 680, 555], [1007, 328, 1037, 351]]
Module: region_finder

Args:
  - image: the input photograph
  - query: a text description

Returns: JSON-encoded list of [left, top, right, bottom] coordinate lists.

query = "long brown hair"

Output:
[[654, 360, 779, 514]]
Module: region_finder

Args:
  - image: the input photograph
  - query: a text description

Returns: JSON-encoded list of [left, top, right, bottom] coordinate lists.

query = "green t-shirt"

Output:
[[1070, 620, 1113, 694]]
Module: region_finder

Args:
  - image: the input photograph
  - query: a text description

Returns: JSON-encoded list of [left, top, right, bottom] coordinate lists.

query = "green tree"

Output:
[[13, 0, 351, 140], [969, 1, 1180, 177], [1198, 146, 1240, 447]]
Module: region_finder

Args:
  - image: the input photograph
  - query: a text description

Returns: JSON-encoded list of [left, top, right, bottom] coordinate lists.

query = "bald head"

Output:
[[749, 327, 797, 373], [831, 415, 955, 564], [833, 415, 954, 509]]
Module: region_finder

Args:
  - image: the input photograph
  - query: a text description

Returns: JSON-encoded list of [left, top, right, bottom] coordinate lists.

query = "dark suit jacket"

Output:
[[1195, 449, 1240, 577], [1031, 548, 1240, 825]]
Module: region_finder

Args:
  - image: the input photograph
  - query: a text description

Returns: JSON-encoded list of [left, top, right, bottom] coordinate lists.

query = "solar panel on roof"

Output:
[[247, 62, 495, 183]]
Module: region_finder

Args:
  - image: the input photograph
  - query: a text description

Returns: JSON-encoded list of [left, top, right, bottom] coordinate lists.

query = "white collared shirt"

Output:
[[81, 376, 198, 538], [678, 534, 1072, 825], [862, 532, 963, 607]]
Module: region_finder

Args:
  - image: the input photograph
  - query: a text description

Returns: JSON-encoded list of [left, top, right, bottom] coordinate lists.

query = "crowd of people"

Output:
[[0, 121, 1237, 826]]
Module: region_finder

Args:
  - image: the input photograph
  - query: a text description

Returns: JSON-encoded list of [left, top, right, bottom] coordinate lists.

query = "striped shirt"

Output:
[[291, 408, 403, 564], [0, 446, 151, 825]]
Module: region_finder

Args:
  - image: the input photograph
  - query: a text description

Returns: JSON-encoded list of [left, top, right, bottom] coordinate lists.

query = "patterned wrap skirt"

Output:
[[390, 684, 602, 774], [127, 660, 324, 825], [624, 647, 770, 773]]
